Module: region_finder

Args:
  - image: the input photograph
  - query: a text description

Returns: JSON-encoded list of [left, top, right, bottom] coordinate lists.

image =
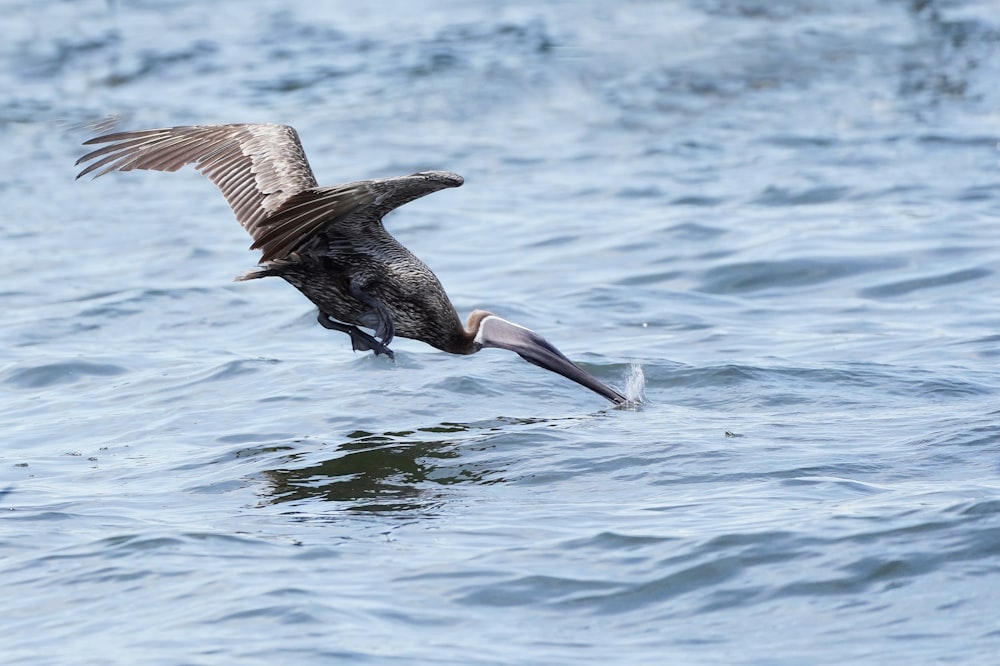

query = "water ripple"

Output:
[[859, 267, 992, 298], [697, 257, 902, 294], [3, 360, 127, 388]]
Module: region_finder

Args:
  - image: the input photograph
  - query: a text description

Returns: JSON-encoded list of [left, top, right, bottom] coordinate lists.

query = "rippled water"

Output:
[[4, 1, 1000, 663]]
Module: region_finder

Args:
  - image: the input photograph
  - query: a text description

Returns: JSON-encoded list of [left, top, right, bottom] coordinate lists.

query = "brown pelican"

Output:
[[76, 123, 627, 405]]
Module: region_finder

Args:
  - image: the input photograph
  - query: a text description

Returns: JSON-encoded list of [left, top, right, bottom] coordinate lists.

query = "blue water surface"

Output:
[[3, 1, 1000, 664]]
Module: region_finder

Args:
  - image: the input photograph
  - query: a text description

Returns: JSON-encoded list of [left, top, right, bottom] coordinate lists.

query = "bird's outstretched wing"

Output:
[[76, 123, 319, 254], [249, 172, 463, 260], [77, 123, 463, 262]]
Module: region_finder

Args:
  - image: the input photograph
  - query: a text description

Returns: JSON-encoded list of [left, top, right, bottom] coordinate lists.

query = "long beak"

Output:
[[475, 315, 628, 405]]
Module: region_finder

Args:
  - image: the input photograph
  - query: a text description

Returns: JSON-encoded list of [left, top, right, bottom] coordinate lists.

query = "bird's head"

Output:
[[465, 310, 627, 405]]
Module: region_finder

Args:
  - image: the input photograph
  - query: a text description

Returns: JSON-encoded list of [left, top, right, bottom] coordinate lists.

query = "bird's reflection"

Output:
[[261, 419, 539, 513]]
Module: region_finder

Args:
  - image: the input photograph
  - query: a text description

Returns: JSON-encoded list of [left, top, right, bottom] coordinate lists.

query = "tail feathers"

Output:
[[233, 254, 300, 282], [234, 268, 271, 282]]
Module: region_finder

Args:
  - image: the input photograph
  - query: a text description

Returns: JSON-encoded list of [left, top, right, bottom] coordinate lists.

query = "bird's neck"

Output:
[[433, 310, 494, 355]]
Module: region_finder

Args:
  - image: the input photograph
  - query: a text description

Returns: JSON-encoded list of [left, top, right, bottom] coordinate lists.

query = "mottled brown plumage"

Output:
[[76, 123, 627, 404]]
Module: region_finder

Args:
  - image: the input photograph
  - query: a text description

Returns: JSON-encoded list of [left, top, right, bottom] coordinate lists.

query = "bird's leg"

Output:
[[348, 281, 395, 348], [317, 312, 395, 359]]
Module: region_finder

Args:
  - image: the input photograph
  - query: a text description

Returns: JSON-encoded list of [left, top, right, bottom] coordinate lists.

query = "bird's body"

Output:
[[248, 236, 466, 353], [77, 123, 627, 404]]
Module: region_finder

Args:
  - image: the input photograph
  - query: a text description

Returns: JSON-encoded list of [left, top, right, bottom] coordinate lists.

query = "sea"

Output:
[[3, 1, 1000, 663]]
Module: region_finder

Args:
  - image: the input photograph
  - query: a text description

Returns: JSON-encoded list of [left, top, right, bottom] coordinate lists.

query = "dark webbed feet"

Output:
[[317, 312, 395, 359], [349, 328, 395, 359]]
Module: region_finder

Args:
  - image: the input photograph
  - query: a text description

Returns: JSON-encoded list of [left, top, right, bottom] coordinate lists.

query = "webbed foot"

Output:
[[346, 327, 395, 359], [317, 312, 395, 359]]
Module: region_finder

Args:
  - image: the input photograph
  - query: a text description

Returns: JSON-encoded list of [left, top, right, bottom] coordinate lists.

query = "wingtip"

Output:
[[74, 160, 102, 180], [415, 170, 464, 188]]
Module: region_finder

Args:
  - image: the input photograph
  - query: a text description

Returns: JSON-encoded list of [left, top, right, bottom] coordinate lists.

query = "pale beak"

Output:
[[475, 315, 628, 405]]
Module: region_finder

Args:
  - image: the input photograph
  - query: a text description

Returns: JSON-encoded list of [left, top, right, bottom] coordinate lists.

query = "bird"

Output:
[[76, 123, 628, 405]]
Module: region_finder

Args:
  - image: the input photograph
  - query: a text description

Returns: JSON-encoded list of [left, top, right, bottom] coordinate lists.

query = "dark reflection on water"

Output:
[[262, 420, 539, 512]]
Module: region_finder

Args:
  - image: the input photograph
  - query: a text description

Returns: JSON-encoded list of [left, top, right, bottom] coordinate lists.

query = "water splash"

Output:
[[618, 361, 646, 409]]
